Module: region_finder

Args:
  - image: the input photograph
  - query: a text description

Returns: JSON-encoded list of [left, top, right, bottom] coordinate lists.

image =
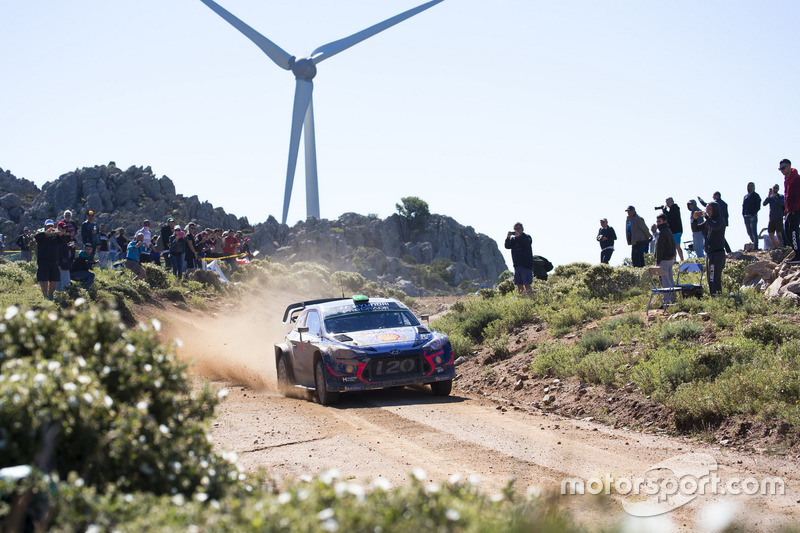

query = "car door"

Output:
[[288, 311, 311, 385]]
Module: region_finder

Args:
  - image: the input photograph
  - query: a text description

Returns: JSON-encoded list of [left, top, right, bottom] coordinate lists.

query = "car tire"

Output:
[[430, 379, 452, 397], [314, 360, 339, 406], [277, 353, 293, 395]]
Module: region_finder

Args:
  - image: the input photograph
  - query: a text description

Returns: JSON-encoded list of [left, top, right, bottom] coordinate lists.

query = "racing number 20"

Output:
[[376, 358, 415, 375]]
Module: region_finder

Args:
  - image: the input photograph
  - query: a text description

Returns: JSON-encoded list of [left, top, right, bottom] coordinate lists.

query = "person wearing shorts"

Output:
[[34, 219, 63, 299], [504, 222, 534, 293], [125, 232, 147, 281]]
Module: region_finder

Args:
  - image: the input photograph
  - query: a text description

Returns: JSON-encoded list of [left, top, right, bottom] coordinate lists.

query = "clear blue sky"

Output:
[[2, 0, 799, 269]]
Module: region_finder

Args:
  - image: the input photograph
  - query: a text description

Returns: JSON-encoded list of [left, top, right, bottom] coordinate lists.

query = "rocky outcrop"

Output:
[[0, 164, 508, 291], [742, 256, 800, 300]]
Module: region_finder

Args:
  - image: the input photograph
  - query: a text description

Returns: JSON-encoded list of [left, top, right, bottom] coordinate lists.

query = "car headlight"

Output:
[[423, 336, 442, 352]]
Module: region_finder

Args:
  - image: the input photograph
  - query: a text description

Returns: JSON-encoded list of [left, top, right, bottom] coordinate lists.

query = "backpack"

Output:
[[532, 255, 553, 281]]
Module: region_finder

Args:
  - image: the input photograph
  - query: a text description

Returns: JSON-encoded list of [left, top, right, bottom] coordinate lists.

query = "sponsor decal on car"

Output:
[[375, 333, 401, 341]]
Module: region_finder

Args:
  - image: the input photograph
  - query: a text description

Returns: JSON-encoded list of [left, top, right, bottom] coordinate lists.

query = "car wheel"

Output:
[[314, 360, 339, 406], [430, 379, 452, 397], [277, 353, 293, 395]]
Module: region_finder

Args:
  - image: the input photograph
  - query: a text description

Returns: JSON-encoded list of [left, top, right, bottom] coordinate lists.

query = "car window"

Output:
[[295, 311, 308, 329], [324, 310, 420, 334], [306, 310, 321, 336]]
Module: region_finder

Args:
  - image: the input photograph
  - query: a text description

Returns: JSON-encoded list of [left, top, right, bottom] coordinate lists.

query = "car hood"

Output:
[[334, 327, 427, 347]]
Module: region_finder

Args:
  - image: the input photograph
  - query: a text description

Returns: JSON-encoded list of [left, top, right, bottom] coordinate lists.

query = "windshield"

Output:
[[324, 310, 421, 334]]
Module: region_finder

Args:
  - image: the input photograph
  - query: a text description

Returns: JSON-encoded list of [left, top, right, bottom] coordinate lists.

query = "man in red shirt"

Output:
[[222, 230, 241, 270], [781, 158, 800, 260]]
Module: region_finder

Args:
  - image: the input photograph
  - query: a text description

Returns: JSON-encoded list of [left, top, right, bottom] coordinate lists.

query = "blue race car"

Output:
[[274, 295, 455, 405]]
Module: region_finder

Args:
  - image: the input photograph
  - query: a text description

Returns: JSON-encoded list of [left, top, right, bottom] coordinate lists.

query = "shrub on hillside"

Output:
[[188, 269, 224, 292], [742, 319, 800, 346], [552, 262, 591, 279], [582, 264, 645, 299], [0, 305, 237, 499], [143, 263, 170, 290]]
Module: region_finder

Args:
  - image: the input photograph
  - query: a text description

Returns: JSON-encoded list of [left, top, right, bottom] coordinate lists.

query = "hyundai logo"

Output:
[[389, 349, 401, 355]]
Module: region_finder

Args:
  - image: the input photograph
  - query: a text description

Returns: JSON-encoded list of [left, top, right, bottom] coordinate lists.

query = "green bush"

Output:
[[582, 264, 645, 299], [0, 305, 237, 498], [0, 262, 29, 285], [143, 263, 171, 290], [743, 319, 800, 346], [552, 262, 591, 279], [657, 320, 703, 342], [156, 288, 186, 303], [188, 269, 224, 292], [497, 278, 515, 295], [578, 330, 614, 352]]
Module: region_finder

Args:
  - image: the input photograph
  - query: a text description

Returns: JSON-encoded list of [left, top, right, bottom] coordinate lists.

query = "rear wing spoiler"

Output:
[[281, 298, 343, 324]]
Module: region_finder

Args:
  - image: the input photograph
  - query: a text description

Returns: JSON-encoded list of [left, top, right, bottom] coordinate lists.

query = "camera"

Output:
[[654, 205, 665, 211]]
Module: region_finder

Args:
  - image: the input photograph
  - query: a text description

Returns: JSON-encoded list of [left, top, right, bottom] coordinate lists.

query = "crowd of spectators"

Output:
[[16, 210, 252, 299]]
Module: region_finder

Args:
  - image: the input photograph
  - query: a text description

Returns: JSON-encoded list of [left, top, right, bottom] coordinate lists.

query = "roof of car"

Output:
[[281, 296, 408, 324]]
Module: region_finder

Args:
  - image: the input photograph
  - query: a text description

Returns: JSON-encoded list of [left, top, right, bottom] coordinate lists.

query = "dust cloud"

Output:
[[156, 288, 306, 391]]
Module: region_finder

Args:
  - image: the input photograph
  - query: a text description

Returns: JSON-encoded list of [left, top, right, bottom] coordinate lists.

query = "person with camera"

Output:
[[504, 222, 534, 293], [625, 206, 651, 268], [654, 213, 677, 302], [693, 202, 726, 295], [686, 199, 705, 258], [596, 218, 617, 264], [70, 242, 98, 288], [34, 219, 64, 299], [658, 198, 684, 262], [763, 183, 785, 249], [741, 182, 762, 250], [169, 225, 188, 279]]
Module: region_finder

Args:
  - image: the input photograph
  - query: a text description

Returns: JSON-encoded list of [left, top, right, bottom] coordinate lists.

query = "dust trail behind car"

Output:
[[155, 289, 303, 391]]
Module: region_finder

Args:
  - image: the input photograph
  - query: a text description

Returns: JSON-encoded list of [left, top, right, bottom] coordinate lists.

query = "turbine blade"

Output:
[[198, 0, 293, 70], [310, 0, 444, 64], [303, 99, 320, 219], [282, 80, 314, 225]]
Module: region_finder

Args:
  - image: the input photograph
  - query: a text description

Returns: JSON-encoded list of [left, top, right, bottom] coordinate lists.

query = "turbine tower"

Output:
[[198, 0, 444, 225]]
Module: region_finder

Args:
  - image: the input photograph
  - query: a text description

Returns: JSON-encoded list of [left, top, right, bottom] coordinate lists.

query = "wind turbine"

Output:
[[198, 0, 445, 225]]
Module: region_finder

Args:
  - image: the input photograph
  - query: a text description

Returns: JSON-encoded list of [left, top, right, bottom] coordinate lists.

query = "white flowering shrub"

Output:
[[0, 305, 237, 498]]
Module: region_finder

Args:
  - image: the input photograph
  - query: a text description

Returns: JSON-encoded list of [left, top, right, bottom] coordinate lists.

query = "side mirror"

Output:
[[298, 326, 309, 342], [420, 314, 430, 328]]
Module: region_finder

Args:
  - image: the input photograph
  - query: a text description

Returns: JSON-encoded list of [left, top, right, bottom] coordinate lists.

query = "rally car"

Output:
[[274, 295, 455, 405]]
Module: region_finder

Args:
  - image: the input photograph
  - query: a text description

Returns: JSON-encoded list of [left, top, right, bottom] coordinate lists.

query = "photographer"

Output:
[[597, 218, 617, 264], [504, 222, 534, 293], [694, 202, 726, 295], [659, 198, 684, 262], [70, 242, 98, 288], [687, 199, 705, 258], [742, 182, 762, 250], [763, 184, 785, 249], [625, 206, 651, 267], [33, 219, 64, 300], [169, 225, 187, 279]]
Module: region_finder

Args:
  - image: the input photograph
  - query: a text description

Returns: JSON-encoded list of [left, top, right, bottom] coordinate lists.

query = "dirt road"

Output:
[[154, 293, 800, 531]]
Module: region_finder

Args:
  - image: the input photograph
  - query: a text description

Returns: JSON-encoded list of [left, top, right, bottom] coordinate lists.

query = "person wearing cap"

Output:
[[686, 199, 705, 258], [60, 210, 78, 242], [159, 218, 176, 263], [70, 242, 97, 288], [693, 201, 726, 294], [222, 229, 241, 270], [34, 219, 64, 299], [80, 211, 100, 262], [654, 212, 677, 303], [596, 218, 617, 264], [15, 226, 34, 262], [168, 225, 187, 279], [137, 220, 153, 263], [625, 206, 651, 268]]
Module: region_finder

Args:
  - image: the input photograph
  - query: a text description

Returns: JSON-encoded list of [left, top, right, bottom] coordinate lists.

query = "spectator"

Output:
[[169, 225, 187, 279], [116, 227, 129, 252], [56, 222, 75, 291], [654, 213, 677, 303], [781, 158, 800, 260], [661, 197, 684, 262], [159, 218, 175, 265], [97, 223, 110, 267], [648, 224, 659, 255], [625, 206, 651, 268], [70, 243, 97, 288], [184, 222, 200, 273], [212, 229, 224, 258], [694, 201, 726, 295], [33, 219, 63, 299], [240, 235, 253, 261], [60, 210, 78, 242], [503, 222, 534, 294], [222, 230, 241, 270], [80, 210, 100, 255], [0, 234, 3, 257], [699, 192, 731, 253], [742, 182, 762, 250], [194, 229, 211, 266], [685, 200, 705, 259], [150, 235, 162, 267], [763, 183, 785, 249], [125, 232, 147, 281], [137, 220, 153, 263], [15, 227, 33, 262], [596, 218, 616, 264], [108, 229, 123, 263]]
